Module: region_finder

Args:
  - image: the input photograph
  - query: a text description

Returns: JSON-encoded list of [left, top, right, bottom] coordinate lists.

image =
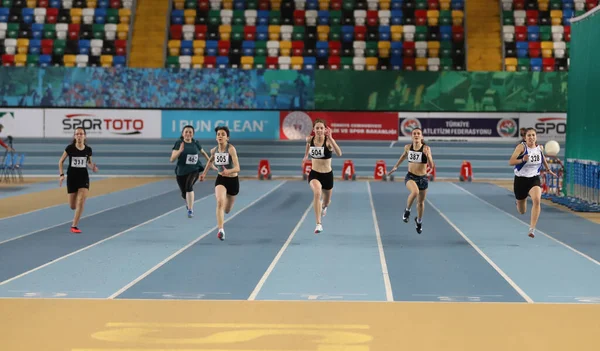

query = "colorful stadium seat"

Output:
[[0, 0, 134, 67], [167, 0, 466, 70], [501, 0, 596, 71]]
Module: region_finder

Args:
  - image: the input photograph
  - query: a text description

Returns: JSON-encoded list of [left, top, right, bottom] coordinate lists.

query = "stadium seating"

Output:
[[501, 0, 597, 71], [0, 0, 134, 67], [166, 0, 466, 71]]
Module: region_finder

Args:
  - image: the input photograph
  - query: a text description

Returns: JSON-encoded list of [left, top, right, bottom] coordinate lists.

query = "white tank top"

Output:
[[514, 143, 544, 177]]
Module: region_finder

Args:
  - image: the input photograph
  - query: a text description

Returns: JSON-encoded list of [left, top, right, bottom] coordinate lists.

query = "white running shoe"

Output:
[[217, 228, 225, 241], [322, 206, 328, 217], [314, 223, 323, 234]]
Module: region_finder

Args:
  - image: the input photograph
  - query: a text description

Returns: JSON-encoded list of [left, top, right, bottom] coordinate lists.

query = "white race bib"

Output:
[[407, 151, 422, 163], [527, 152, 542, 164], [214, 152, 229, 166], [186, 154, 198, 165], [71, 156, 87, 168], [309, 146, 325, 159]]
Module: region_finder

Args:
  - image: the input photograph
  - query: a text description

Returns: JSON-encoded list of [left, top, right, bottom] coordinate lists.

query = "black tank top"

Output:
[[309, 136, 332, 160], [407, 143, 428, 164]]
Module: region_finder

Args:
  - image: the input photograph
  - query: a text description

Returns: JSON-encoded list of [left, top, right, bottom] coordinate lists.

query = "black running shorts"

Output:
[[308, 169, 334, 190], [513, 175, 541, 200], [215, 174, 240, 196]]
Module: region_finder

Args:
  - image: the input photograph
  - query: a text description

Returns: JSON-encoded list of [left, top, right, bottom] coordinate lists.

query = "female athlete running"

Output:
[[302, 119, 342, 234], [387, 127, 434, 234], [170, 125, 211, 218], [509, 128, 556, 238], [58, 127, 98, 234], [199, 126, 240, 241]]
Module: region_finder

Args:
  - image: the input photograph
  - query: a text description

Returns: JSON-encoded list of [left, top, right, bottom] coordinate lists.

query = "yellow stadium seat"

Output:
[[440, 0, 450, 10], [505, 57, 517, 71], [541, 41, 554, 58], [192, 55, 205, 68], [184, 9, 196, 25], [427, 10, 439, 26], [193, 40, 206, 55], [268, 25, 281, 40], [378, 41, 391, 58], [117, 24, 129, 40], [15, 54, 27, 66], [366, 57, 378, 70], [271, 0, 281, 10], [174, 0, 184, 10], [380, 0, 390, 10], [70, 8, 82, 24], [168, 40, 181, 56], [452, 10, 463, 26], [241, 56, 254, 69], [317, 25, 330, 41], [416, 57, 428, 71], [291, 56, 303, 70], [219, 24, 232, 40], [319, 0, 329, 10], [550, 10, 562, 25], [223, 0, 233, 9], [391, 25, 403, 41], [27, 0, 36, 8], [280, 40, 292, 56], [119, 8, 131, 24], [538, 0, 549, 11], [101, 55, 113, 67], [428, 41, 440, 57], [63, 54, 76, 64], [88, 1, 97, 8], [17, 39, 29, 55]]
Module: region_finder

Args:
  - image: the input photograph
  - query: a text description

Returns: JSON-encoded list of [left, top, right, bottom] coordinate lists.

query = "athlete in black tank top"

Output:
[[302, 119, 343, 234], [387, 128, 435, 234]]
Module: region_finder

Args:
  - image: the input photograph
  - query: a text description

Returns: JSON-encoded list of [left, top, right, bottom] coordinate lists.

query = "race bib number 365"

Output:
[[214, 152, 229, 166], [71, 157, 87, 168]]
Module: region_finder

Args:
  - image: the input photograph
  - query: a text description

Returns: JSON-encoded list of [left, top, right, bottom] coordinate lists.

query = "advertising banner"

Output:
[[519, 113, 567, 142], [398, 113, 520, 141], [161, 110, 280, 140], [0, 109, 44, 138], [279, 111, 399, 141], [44, 109, 162, 138]]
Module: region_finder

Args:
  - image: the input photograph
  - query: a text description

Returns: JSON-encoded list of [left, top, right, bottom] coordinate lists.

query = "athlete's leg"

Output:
[[68, 193, 77, 210], [224, 194, 236, 214], [310, 179, 323, 224], [215, 185, 227, 229], [184, 172, 199, 214], [416, 189, 427, 221], [321, 189, 332, 216], [527, 186, 542, 237], [404, 179, 419, 222], [72, 188, 88, 228]]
